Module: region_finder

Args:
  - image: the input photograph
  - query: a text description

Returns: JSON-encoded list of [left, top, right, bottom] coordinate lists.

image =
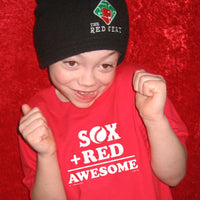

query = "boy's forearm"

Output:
[[144, 115, 187, 187], [32, 153, 67, 200]]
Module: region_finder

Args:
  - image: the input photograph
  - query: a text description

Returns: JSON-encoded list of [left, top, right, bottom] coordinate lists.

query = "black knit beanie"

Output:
[[34, 0, 129, 68]]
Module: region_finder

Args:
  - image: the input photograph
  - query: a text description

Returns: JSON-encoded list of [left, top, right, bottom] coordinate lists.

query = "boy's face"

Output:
[[49, 50, 120, 108]]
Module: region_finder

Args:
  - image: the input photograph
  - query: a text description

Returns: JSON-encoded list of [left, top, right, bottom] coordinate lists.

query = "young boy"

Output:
[[18, 0, 188, 199]]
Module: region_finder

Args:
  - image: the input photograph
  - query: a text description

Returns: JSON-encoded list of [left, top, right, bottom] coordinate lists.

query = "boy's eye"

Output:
[[100, 64, 113, 70], [64, 61, 78, 68]]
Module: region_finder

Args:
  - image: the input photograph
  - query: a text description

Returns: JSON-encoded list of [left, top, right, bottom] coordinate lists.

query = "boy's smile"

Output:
[[73, 89, 98, 103], [49, 50, 120, 108]]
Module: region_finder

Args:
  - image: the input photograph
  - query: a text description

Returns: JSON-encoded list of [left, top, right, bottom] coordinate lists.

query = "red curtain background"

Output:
[[0, 0, 199, 199]]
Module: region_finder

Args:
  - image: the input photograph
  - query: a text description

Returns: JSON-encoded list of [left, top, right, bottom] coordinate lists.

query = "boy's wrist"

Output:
[[37, 150, 57, 160], [142, 114, 167, 129]]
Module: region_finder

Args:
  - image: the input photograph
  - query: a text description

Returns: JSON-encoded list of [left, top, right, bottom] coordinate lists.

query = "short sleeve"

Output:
[[18, 130, 37, 198], [164, 98, 188, 147]]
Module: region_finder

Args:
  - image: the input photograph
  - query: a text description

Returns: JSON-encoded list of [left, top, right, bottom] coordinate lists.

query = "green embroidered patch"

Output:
[[93, 0, 117, 25]]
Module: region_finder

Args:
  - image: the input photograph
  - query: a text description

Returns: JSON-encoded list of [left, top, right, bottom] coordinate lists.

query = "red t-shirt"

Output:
[[18, 63, 188, 199]]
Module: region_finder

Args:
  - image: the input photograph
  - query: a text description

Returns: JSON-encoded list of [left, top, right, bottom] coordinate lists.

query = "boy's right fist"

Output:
[[19, 104, 56, 157]]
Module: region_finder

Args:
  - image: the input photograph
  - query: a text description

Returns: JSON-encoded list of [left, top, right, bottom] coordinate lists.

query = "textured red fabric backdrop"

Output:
[[0, 0, 199, 199]]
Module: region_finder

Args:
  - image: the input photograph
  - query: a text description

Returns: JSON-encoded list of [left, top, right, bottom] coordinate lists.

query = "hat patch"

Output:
[[93, 0, 117, 25]]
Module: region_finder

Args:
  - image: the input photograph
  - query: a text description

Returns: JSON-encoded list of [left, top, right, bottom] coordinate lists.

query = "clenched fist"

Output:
[[133, 70, 167, 123], [19, 104, 56, 157]]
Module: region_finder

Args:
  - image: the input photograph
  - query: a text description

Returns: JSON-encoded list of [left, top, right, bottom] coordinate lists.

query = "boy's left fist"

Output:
[[133, 70, 167, 122]]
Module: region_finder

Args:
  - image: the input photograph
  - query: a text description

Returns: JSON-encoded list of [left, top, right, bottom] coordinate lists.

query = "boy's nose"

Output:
[[78, 69, 96, 87]]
